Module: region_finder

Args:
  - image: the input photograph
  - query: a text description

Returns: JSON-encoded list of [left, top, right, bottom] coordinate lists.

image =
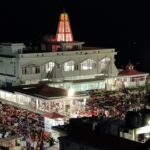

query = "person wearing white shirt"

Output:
[[20, 139, 27, 150], [0, 133, 2, 138], [30, 140, 34, 150], [4, 131, 9, 138], [43, 141, 47, 149], [33, 140, 37, 150]]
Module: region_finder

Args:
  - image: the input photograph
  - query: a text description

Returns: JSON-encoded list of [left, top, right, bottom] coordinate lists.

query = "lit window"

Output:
[[45, 62, 55, 73], [81, 59, 96, 70], [99, 57, 110, 74], [64, 60, 75, 71]]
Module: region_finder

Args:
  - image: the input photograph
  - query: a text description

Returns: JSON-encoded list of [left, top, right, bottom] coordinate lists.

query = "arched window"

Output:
[[81, 59, 96, 70], [99, 57, 110, 73], [45, 62, 55, 73], [64, 60, 75, 71]]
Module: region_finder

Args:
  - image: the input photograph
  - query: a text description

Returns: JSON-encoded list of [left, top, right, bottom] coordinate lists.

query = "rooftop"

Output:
[[44, 112, 65, 119], [0, 84, 68, 100], [119, 63, 147, 76], [17, 84, 68, 99]]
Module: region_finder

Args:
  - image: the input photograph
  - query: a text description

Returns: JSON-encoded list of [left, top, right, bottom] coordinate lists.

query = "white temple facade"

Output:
[[0, 12, 119, 92], [0, 43, 118, 91], [0, 12, 148, 92]]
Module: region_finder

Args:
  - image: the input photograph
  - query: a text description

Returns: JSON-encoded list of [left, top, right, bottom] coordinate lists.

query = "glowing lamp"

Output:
[[68, 88, 74, 97], [148, 120, 150, 125]]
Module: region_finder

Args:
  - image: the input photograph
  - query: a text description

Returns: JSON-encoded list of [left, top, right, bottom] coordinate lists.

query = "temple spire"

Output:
[[56, 12, 74, 42]]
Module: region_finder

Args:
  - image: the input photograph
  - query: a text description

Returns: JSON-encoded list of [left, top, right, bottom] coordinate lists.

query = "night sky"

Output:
[[0, 0, 150, 72]]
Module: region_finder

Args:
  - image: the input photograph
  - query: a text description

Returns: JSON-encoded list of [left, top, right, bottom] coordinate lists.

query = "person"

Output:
[[33, 140, 37, 150], [0, 132, 3, 139], [20, 137, 27, 150], [39, 140, 44, 150], [43, 141, 48, 149], [0, 102, 3, 113], [50, 137, 55, 146], [26, 136, 30, 150], [30, 139, 34, 150]]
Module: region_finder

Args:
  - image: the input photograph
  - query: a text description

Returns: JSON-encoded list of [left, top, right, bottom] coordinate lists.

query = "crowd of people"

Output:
[[0, 102, 55, 150], [0, 85, 150, 149], [77, 88, 150, 120]]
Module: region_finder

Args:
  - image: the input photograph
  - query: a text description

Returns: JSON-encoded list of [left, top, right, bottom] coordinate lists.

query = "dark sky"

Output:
[[0, 0, 150, 72]]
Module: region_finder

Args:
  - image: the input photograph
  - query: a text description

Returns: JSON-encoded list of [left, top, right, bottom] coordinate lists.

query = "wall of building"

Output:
[[0, 57, 16, 76], [0, 43, 25, 55], [18, 49, 117, 83], [0, 46, 118, 87], [123, 75, 148, 88], [112, 75, 148, 89]]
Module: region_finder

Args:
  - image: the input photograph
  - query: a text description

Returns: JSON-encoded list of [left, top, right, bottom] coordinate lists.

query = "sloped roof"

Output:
[[17, 84, 68, 99], [119, 69, 145, 76], [38, 85, 68, 98], [44, 112, 65, 119], [119, 63, 147, 76]]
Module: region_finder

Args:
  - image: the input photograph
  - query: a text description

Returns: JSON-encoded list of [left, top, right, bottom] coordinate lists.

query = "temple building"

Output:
[[0, 12, 118, 92], [0, 12, 148, 119]]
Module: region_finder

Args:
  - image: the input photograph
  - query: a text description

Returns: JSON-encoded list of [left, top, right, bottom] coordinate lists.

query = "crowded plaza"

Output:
[[76, 85, 150, 120], [0, 102, 56, 150], [0, 84, 149, 149]]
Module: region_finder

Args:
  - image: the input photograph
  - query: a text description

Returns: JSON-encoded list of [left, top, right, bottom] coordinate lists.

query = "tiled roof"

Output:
[[119, 63, 146, 76], [17, 84, 68, 99], [44, 112, 65, 119], [38, 85, 68, 97], [119, 69, 145, 76]]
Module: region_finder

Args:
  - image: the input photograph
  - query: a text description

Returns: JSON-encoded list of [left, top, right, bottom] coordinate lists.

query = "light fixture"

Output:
[[148, 120, 150, 125], [68, 88, 74, 97]]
